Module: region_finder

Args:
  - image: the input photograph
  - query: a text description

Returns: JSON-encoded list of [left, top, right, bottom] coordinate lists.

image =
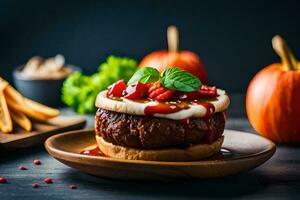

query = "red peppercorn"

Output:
[[69, 184, 77, 189], [32, 183, 39, 188], [44, 177, 53, 184], [19, 166, 27, 170], [0, 177, 7, 183], [33, 159, 41, 165]]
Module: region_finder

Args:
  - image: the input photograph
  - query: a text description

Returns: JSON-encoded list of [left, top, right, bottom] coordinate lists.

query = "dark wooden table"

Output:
[[1, 95, 299, 200]]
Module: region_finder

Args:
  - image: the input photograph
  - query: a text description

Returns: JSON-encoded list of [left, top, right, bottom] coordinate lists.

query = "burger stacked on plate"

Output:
[[95, 67, 230, 161]]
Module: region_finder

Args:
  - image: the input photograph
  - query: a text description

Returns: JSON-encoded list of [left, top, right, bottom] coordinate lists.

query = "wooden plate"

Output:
[[45, 129, 276, 180], [0, 116, 86, 151]]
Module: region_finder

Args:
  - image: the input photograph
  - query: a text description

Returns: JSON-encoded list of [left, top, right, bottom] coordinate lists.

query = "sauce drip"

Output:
[[193, 100, 215, 143], [144, 102, 190, 115], [80, 147, 105, 157], [144, 99, 217, 144], [181, 118, 191, 127], [193, 100, 215, 117]]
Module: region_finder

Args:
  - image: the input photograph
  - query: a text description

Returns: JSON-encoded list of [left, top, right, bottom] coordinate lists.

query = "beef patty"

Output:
[[95, 108, 226, 149]]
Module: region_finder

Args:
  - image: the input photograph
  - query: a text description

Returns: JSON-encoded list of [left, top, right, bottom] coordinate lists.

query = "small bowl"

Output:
[[13, 65, 81, 107]]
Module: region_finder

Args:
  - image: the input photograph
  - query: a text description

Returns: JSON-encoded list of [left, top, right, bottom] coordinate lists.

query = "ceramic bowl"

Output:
[[13, 65, 81, 107]]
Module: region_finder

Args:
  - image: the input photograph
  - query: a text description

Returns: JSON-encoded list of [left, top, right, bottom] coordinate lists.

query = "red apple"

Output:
[[139, 26, 207, 83]]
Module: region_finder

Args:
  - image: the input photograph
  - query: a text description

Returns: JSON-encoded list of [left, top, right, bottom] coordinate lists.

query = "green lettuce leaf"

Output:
[[61, 56, 138, 114]]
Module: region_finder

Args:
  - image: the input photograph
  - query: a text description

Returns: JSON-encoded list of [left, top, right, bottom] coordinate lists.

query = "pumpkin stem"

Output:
[[167, 25, 179, 52], [272, 35, 299, 71]]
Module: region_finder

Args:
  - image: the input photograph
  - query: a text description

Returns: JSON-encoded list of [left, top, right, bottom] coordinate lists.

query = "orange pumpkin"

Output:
[[246, 35, 300, 143], [139, 26, 207, 83]]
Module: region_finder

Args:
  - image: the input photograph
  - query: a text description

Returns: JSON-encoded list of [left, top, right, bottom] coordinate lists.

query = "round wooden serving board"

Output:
[[45, 129, 276, 181]]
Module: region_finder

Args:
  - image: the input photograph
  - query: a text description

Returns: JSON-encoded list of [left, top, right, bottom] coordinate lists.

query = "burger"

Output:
[[95, 67, 230, 161]]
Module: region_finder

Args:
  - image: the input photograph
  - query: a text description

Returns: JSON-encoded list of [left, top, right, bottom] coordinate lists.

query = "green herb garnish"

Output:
[[127, 67, 201, 92], [127, 67, 160, 85], [160, 67, 201, 92]]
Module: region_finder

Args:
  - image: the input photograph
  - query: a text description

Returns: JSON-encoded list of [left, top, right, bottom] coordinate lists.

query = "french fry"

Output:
[[10, 109, 32, 132], [0, 90, 13, 133], [0, 77, 60, 132], [24, 98, 60, 118], [4, 85, 26, 105], [4, 85, 59, 121], [5, 95, 49, 121], [0, 79, 8, 91]]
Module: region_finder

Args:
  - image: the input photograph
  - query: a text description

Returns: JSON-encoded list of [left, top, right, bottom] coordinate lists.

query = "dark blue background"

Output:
[[1, 0, 300, 92]]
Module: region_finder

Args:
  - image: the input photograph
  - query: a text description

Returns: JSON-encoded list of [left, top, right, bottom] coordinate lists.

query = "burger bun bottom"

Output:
[[96, 135, 224, 161]]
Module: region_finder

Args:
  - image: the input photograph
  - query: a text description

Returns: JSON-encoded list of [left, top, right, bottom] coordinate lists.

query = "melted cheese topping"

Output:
[[95, 89, 230, 120], [96, 89, 230, 120]]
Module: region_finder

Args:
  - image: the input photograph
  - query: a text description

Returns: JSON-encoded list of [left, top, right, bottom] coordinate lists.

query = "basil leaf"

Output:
[[161, 67, 201, 92], [127, 67, 160, 85]]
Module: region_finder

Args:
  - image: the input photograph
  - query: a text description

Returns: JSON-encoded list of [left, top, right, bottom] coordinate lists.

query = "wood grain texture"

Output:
[[0, 104, 300, 200], [0, 116, 86, 151]]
